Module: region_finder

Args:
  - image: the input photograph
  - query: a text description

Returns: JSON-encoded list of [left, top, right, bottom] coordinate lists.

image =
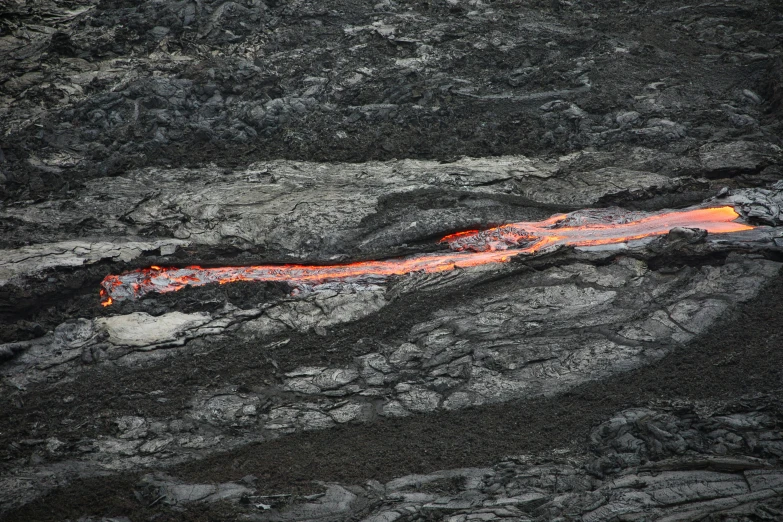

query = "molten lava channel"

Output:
[[100, 206, 753, 305]]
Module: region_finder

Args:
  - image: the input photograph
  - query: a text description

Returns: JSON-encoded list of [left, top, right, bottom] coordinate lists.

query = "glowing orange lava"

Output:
[[444, 206, 753, 253], [100, 206, 753, 304]]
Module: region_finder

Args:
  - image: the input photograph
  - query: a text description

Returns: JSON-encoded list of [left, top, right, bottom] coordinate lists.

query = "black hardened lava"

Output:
[[3, 268, 782, 522], [2, 0, 783, 519]]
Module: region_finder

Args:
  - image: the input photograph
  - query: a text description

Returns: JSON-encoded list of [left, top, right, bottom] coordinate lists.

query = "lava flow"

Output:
[[444, 206, 753, 252], [100, 206, 753, 305]]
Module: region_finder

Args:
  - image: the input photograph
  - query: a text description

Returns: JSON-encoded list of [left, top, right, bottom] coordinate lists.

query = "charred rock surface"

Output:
[[2, 171, 782, 520], [131, 398, 783, 522], [2, 0, 783, 521], [2, 0, 782, 199]]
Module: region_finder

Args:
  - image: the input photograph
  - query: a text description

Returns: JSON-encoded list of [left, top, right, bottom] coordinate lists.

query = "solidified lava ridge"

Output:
[[100, 205, 753, 305]]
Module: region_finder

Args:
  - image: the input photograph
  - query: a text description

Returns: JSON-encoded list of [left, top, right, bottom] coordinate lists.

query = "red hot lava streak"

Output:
[[100, 206, 753, 305], [444, 206, 753, 252]]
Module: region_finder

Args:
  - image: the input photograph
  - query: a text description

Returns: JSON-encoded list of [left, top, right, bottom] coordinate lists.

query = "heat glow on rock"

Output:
[[444, 206, 753, 252], [100, 206, 753, 305]]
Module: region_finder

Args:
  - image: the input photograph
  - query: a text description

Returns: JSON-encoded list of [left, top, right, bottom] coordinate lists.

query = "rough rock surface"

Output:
[[178, 398, 783, 522], [2, 0, 782, 201], [1, 0, 783, 521]]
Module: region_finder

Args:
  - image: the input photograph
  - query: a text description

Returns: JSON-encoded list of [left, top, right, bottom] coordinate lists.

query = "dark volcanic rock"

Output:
[[2, 0, 782, 200], [1, 0, 782, 520]]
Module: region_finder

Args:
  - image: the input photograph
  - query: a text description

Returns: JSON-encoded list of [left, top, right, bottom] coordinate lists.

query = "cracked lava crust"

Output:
[[2, 0, 783, 520]]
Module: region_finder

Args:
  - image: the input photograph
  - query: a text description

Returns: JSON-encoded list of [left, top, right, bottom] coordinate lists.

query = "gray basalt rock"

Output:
[[138, 473, 253, 506], [0, 239, 188, 285], [1, 2, 783, 518], [108, 399, 782, 522], [699, 142, 782, 178], [1, 168, 783, 517]]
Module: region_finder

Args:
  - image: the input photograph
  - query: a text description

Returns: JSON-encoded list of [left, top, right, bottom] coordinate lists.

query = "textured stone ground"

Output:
[[1, 0, 783, 520]]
